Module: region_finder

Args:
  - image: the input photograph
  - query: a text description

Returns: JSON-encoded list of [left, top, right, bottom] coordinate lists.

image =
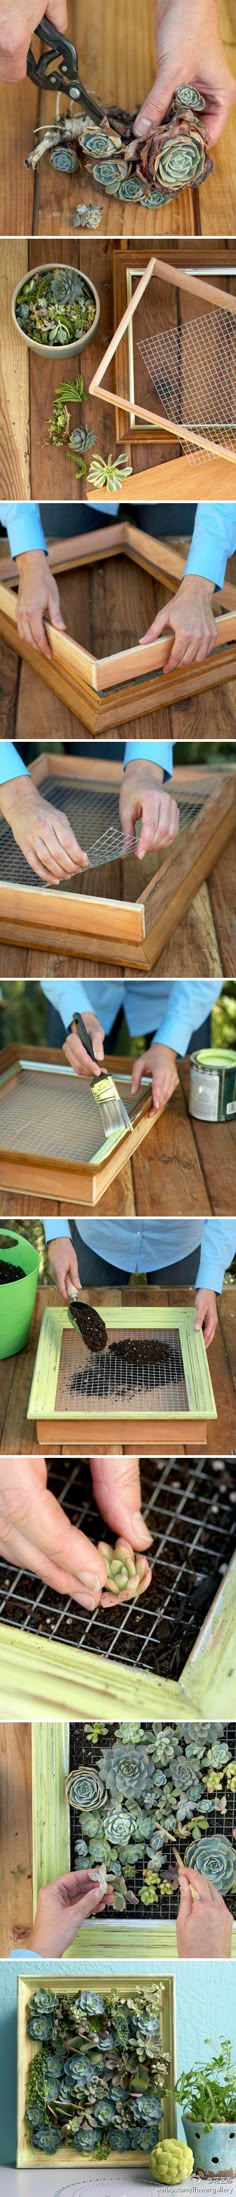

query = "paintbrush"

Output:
[[70, 1010, 131, 1140]]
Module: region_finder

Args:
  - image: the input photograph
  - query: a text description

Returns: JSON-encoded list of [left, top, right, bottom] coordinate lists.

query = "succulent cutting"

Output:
[[25, 1984, 168, 2158], [68, 1722, 236, 1916], [27, 86, 213, 204]]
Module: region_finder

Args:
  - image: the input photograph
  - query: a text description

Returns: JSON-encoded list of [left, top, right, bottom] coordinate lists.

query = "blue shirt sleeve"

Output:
[[0, 743, 27, 787], [0, 502, 46, 559], [124, 741, 173, 778], [185, 503, 236, 590], [197, 1220, 236, 1292], [154, 981, 222, 1053]]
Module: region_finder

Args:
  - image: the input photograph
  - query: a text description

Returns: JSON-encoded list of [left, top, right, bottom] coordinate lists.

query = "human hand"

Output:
[[0, 776, 89, 884], [47, 1235, 81, 1300], [17, 551, 65, 661], [29, 1870, 114, 1957], [176, 1863, 232, 1958], [0, 1457, 107, 1611], [134, 0, 235, 148], [120, 764, 179, 858], [194, 1288, 218, 1346], [0, 0, 67, 83], [90, 1453, 152, 1604], [140, 577, 217, 670], [63, 1012, 105, 1079], [131, 1042, 179, 1114]]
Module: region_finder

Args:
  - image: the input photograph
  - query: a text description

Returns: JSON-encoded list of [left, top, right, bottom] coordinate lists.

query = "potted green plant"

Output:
[[11, 263, 100, 359], [0, 1229, 39, 1358], [173, 2038, 236, 2177]]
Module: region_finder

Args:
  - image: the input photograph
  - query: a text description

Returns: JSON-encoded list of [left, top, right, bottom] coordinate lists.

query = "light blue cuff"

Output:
[[124, 740, 173, 778], [185, 503, 236, 590], [44, 1218, 70, 1244], [0, 501, 47, 561], [0, 742, 27, 787]]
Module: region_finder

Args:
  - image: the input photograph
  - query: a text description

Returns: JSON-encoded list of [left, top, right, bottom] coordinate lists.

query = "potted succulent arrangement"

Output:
[[11, 262, 100, 358], [173, 2038, 236, 2178], [0, 1228, 39, 1358]]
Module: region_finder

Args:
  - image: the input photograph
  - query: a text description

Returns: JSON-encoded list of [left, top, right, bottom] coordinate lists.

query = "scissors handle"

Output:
[[27, 14, 104, 116]]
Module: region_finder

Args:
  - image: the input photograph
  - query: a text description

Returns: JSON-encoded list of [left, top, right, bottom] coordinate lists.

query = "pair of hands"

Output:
[[49, 1224, 218, 1349], [23, 1861, 232, 1958], [1, 0, 235, 149], [0, 1454, 152, 1610], [1, 750, 179, 886]]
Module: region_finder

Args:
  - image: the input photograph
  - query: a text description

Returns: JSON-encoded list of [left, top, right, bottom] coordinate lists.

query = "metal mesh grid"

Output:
[[69, 1718, 236, 1924], [0, 779, 203, 897], [0, 1067, 139, 1166], [55, 1326, 188, 1415], [138, 308, 236, 459], [0, 1455, 235, 1681]]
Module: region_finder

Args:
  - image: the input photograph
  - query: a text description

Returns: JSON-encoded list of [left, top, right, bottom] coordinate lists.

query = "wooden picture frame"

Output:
[[0, 752, 235, 970], [17, 1972, 176, 2168], [89, 255, 236, 466], [112, 248, 236, 446], [0, 523, 236, 734], [27, 1301, 217, 1452], [0, 1042, 154, 1206], [31, 1719, 236, 1961], [1, 1550, 235, 1722]]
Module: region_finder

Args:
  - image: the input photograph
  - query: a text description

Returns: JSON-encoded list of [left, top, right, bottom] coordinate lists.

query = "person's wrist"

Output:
[[183, 574, 215, 598], [124, 762, 163, 787], [0, 773, 28, 822], [16, 549, 47, 571]]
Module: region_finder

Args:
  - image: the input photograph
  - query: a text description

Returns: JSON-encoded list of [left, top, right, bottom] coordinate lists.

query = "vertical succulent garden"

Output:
[[25, 1984, 168, 2157], [68, 1721, 236, 1916]]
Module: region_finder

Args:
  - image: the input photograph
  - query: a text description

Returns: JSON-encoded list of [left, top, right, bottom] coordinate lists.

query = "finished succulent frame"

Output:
[[32, 1720, 236, 1960], [17, 1974, 176, 2166]]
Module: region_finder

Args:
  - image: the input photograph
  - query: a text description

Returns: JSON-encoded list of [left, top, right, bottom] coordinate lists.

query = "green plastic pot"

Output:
[[0, 1231, 39, 1358]]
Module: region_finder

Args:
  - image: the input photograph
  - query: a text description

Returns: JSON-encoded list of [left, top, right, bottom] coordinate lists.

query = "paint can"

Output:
[[189, 1048, 236, 1122]]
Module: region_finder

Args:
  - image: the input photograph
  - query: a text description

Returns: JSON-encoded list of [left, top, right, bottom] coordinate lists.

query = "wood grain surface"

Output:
[[0, 1722, 32, 1957], [1, 243, 236, 499], [0, 1281, 234, 1455], [0, 0, 235, 237]]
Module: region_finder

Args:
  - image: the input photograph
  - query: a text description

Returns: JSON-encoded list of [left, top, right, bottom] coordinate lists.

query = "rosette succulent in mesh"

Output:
[[65, 1768, 105, 1810], [98, 1539, 148, 1596], [185, 1833, 235, 1891]]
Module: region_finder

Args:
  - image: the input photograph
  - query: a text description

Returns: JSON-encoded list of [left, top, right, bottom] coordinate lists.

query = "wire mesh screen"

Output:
[[138, 308, 236, 461], [69, 1718, 236, 1924], [55, 1326, 189, 1415], [0, 777, 204, 898], [0, 1068, 141, 1166], [0, 1455, 235, 1680]]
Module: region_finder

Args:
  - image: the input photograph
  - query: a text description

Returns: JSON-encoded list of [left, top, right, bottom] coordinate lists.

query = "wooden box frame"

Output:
[[90, 255, 236, 466], [27, 1301, 217, 1452], [17, 1971, 176, 2167], [0, 1043, 154, 1206], [0, 1547, 235, 1723], [32, 1718, 236, 1961], [0, 522, 236, 735], [1, 752, 236, 970]]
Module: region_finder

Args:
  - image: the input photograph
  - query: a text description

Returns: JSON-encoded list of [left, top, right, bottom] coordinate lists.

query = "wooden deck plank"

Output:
[[0, 243, 30, 498], [151, 883, 223, 978], [209, 833, 236, 975], [0, 1723, 32, 1957], [0, 80, 37, 239], [131, 1082, 210, 1217]]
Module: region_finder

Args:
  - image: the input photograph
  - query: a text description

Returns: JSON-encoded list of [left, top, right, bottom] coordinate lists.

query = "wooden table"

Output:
[[1, 240, 236, 501], [0, 1280, 235, 1455], [0, 1058, 235, 1218], [0, 0, 235, 239]]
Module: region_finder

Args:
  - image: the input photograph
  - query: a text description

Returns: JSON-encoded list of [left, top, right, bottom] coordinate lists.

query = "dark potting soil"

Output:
[[69, 1302, 107, 1352], [0, 1261, 25, 1283]]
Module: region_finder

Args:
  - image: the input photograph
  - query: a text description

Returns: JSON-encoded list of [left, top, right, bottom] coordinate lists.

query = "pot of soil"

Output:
[[11, 261, 100, 358], [0, 1230, 39, 1358], [183, 2114, 236, 2175]]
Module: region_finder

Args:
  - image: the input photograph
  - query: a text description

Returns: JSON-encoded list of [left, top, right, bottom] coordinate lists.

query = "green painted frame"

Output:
[[17, 1971, 176, 2166], [0, 1552, 235, 1722], [27, 1303, 217, 1439]]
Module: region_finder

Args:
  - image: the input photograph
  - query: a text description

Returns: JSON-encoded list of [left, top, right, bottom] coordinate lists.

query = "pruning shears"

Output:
[[26, 14, 105, 119]]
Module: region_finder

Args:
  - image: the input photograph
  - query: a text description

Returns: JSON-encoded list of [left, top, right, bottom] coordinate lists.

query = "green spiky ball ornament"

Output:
[[149, 2136, 194, 2183]]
